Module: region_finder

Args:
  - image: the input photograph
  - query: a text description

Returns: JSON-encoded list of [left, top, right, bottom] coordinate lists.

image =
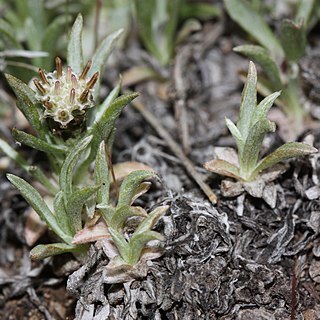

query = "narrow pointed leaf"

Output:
[[237, 62, 257, 140], [254, 91, 281, 120], [253, 142, 317, 177], [233, 45, 282, 90], [65, 185, 100, 232], [240, 119, 276, 179], [225, 118, 243, 152], [83, 93, 139, 169], [93, 77, 121, 125], [54, 191, 73, 236], [12, 129, 67, 154], [89, 29, 124, 78], [60, 135, 93, 195], [98, 204, 116, 225], [111, 205, 148, 231], [30, 243, 79, 260], [224, 0, 283, 59], [129, 231, 164, 265], [0, 138, 29, 170], [67, 14, 83, 74], [279, 19, 306, 62], [95, 141, 109, 206], [204, 159, 241, 180], [133, 205, 169, 236], [5, 74, 46, 139], [108, 227, 130, 263], [117, 170, 156, 207], [7, 174, 72, 244]]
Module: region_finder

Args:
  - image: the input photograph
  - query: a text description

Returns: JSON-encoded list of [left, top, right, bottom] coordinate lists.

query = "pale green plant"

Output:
[[204, 62, 317, 182]]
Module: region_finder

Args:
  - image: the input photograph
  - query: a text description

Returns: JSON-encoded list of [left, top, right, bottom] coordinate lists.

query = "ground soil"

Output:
[[1, 7, 320, 320]]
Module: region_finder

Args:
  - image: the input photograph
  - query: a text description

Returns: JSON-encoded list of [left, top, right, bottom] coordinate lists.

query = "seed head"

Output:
[[34, 57, 99, 127]]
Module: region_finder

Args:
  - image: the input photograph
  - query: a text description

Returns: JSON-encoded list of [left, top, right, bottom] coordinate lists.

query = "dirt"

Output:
[[1, 7, 320, 320]]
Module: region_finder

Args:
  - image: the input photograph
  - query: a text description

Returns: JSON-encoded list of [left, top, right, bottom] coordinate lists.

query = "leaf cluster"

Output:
[[224, 0, 317, 126], [133, 0, 221, 65], [0, 16, 160, 266], [204, 62, 317, 182]]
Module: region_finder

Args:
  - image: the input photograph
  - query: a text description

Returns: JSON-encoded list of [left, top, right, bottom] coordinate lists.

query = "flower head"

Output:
[[33, 57, 99, 127]]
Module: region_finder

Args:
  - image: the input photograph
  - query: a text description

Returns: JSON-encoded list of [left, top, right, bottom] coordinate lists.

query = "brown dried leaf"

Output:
[[72, 221, 111, 244], [112, 162, 155, 182]]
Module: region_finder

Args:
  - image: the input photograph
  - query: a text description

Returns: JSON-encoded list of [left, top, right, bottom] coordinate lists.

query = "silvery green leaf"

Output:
[[54, 191, 73, 236], [233, 45, 282, 90], [67, 14, 83, 74], [225, 118, 244, 152], [5, 74, 48, 139], [60, 135, 93, 195], [7, 174, 72, 244], [224, 0, 283, 59], [98, 204, 115, 225], [237, 61, 257, 140], [133, 205, 169, 236], [0, 138, 29, 170], [204, 159, 241, 180], [129, 230, 164, 265], [5, 74, 36, 103], [92, 77, 122, 125], [82, 93, 139, 169], [65, 185, 100, 232], [30, 243, 79, 260], [279, 19, 306, 62], [253, 91, 281, 121], [108, 227, 130, 263], [117, 170, 156, 207], [253, 142, 317, 177], [89, 29, 124, 78], [133, 0, 181, 64], [12, 129, 68, 154], [95, 141, 109, 206], [111, 205, 147, 231], [240, 119, 276, 180]]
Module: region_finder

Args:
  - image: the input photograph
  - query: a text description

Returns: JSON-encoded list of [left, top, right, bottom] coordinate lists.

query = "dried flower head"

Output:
[[33, 57, 99, 127]]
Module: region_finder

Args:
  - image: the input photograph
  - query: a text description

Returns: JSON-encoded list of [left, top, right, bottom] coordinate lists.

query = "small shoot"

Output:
[[224, 0, 317, 139], [204, 62, 317, 184]]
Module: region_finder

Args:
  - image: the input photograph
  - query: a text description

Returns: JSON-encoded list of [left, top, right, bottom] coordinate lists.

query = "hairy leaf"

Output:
[[117, 170, 156, 207], [60, 135, 93, 195], [240, 119, 276, 179], [95, 141, 109, 206], [133, 205, 168, 236], [65, 185, 100, 232], [108, 227, 130, 263], [279, 19, 306, 62], [224, 0, 283, 59], [204, 159, 241, 180], [233, 45, 282, 90], [30, 243, 79, 260], [7, 174, 72, 244], [129, 230, 164, 265], [237, 61, 257, 140], [253, 142, 317, 177], [111, 205, 148, 231], [12, 129, 67, 154], [54, 191, 73, 236], [67, 14, 83, 74]]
